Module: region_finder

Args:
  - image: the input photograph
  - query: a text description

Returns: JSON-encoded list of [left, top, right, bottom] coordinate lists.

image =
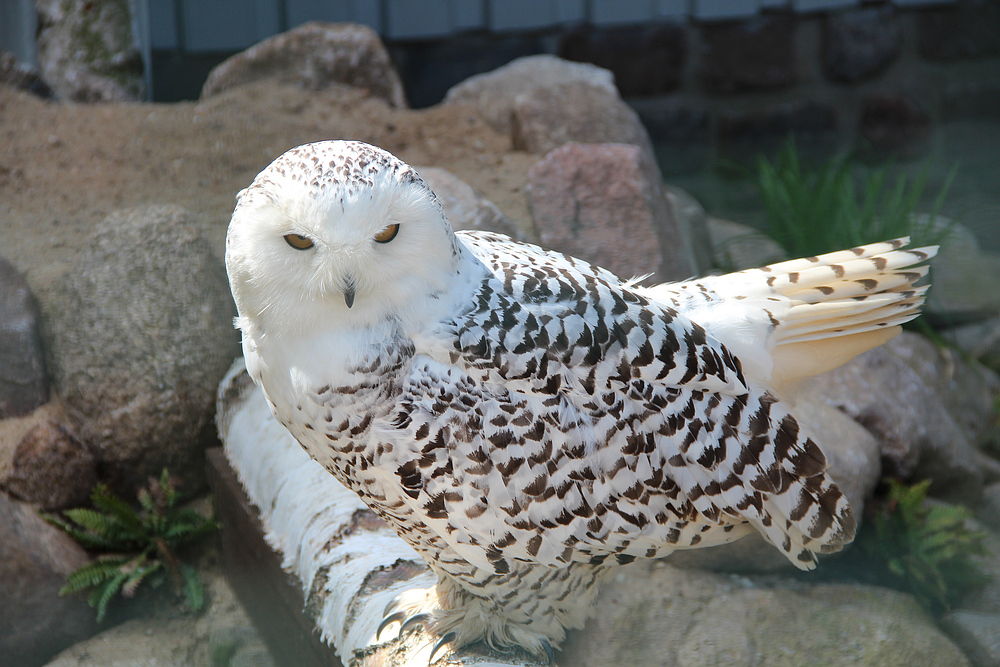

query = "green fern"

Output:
[[45, 470, 219, 622], [754, 140, 955, 258], [861, 479, 991, 612]]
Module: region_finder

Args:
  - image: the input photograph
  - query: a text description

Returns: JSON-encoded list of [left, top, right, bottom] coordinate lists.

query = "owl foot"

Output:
[[375, 585, 557, 665]]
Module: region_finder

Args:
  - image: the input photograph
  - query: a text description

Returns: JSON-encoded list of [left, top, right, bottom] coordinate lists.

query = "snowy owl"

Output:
[[226, 140, 935, 661]]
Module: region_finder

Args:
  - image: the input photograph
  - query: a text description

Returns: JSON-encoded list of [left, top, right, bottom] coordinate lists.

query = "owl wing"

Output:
[[369, 232, 854, 576]]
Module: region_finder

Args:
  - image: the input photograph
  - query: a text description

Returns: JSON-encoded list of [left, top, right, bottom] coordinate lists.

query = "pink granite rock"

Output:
[[526, 142, 694, 283]]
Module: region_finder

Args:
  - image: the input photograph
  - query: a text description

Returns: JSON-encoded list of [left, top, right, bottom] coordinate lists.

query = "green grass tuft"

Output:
[[754, 140, 956, 258]]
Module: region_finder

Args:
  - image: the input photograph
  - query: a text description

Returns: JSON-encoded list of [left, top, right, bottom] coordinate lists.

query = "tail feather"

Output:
[[667, 237, 938, 390]]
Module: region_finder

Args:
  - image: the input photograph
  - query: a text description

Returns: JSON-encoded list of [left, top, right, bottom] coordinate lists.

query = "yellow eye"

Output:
[[373, 223, 400, 244], [284, 233, 314, 250]]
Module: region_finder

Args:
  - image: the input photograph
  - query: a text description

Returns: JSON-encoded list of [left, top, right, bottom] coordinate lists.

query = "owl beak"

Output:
[[343, 285, 356, 308]]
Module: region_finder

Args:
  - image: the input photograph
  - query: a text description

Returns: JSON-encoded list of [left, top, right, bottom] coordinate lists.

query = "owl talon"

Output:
[[428, 630, 457, 664], [541, 639, 554, 665], [400, 612, 431, 637], [383, 596, 401, 617], [376, 610, 407, 641]]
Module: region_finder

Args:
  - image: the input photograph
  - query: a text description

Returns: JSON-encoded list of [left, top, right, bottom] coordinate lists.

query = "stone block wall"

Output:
[[555, 2, 1000, 174]]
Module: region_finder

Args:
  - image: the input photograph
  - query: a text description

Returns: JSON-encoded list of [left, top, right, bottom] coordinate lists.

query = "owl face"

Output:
[[226, 141, 459, 336]]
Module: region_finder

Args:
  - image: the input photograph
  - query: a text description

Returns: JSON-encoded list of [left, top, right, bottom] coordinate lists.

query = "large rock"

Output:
[[800, 332, 1000, 504], [2, 419, 97, 511], [42, 567, 275, 667], [510, 81, 653, 159], [927, 222, 1000, 323], [35, 0, 145, 102], [416, 166, 528, 241], [941, 610, 1000, 667], [443, 55, 617, 136], [200, 22, 406, 108], [0, 51, 54, 98], [526, 142, 694, 283], [859, 94, 931, 158], [44, 205, 240, 496], [706, 216, 787, 271], [558, 23, 686, 97], [0, 494, 97, 667], [699, 15, 796, 93], [824, 7, 901, 83], [0, 256, 48, 418], [558, 561, 969, 667]]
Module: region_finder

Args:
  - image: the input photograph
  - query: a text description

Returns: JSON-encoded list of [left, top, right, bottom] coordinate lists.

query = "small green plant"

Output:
[[754, 140, 956, 258], [860, 479, 990, 612], [45, 470, 219, 622]]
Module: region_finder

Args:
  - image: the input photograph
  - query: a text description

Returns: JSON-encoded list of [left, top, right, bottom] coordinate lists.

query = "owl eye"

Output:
[[373, 223, 400, 244], [284, 233, 314, 250]]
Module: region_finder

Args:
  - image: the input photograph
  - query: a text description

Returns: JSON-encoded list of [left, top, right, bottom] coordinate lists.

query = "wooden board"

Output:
[[206, 447, 344, 667]]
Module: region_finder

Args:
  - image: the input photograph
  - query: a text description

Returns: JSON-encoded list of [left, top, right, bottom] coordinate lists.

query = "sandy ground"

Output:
[[0, 81, 539, 306]]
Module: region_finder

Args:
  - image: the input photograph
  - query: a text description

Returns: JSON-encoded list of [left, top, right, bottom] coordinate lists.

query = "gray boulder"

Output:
[[940, 610, 1000, 667], [0, 494, 96, 667], [558, 561, 969, 667], [416, 166, 527, 241], [200, 22, 406, 108], [0, 256, 48, 418], [44, 205, 240, 496], [706, 216, 787, 271], [927, 222, 1000, 323], [444, 55, 616, 135], [800, 331, 1000, 504], [42, 567, 275, 667], [35, 0, 145, 101], [526, 142, 694, 284]]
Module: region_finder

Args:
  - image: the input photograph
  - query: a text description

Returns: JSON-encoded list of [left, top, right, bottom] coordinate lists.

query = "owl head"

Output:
[[226, 141, 461, 337]]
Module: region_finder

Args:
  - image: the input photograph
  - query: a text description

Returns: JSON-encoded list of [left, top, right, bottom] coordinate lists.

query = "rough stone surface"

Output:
[[707, 217, 787, 271], [959, 531, 1000, 616], [443, 54, 616, 135], [417, 166, 528, 241], [669, 394, 881, 573], [981, 483, 1000, 531], [0, 494, 96, 667], [0, 51, 54, 98], [859, 94, 932, 157], [717, 101, 839, 166], [0, 256, 49, 418], [699, 15, 796, 93], [940, 611, 1000, 667], [631, 104, 711, 175], [44, 205, 241, 497], [944, 317, 1000, 374], [824, 7, 901, 83], [510, 81, 654, 159], [35, 0, 145, 102], [799, 332, 1000, 505], [2, 420, 97, 511], [558, 23, 685, 97], [526, 143, 694, 284], [662, 185, 714, 276], [919, 0, 1000, 61], [558, 561, 969, 667], [927, 222, 1000, 323], [42, 566, 276, 667], [200, 22, 406, 108]]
